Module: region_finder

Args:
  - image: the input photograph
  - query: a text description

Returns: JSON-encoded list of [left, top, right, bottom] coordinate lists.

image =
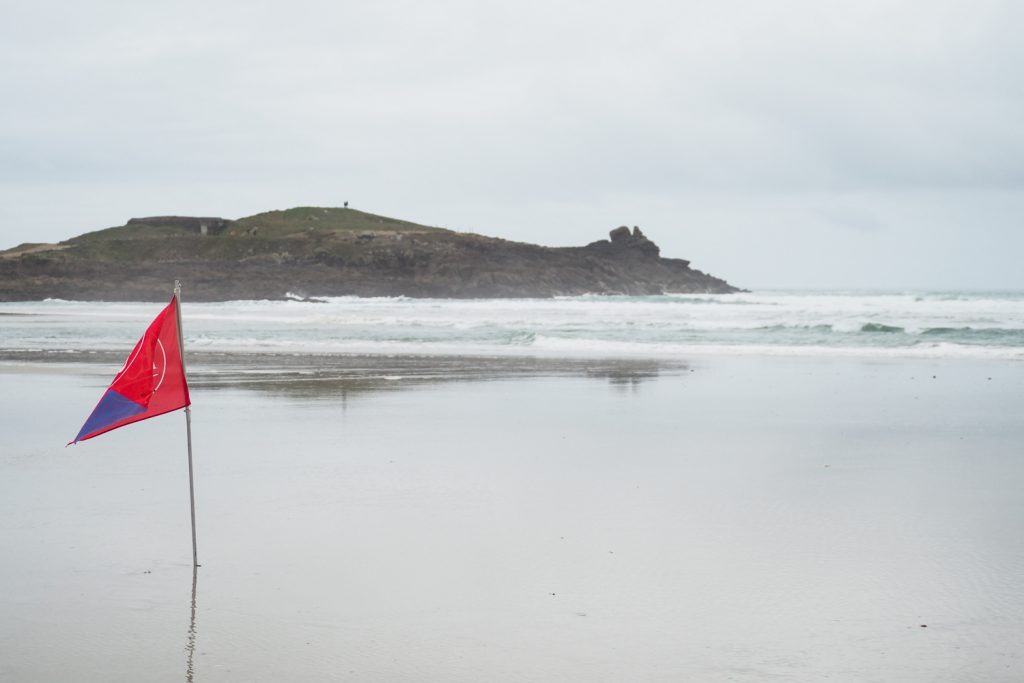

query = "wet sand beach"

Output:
[[1, 353, 1022, 681]]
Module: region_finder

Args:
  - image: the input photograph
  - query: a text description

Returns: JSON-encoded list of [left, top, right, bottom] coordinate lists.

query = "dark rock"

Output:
[[588, 225, 661, 260], [609, 226, 632, 242]]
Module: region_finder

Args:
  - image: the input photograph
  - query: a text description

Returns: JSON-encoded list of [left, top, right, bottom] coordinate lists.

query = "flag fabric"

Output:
[[71, 296, 191, 444]]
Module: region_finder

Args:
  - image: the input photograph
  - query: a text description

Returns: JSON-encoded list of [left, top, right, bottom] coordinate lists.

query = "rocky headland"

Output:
[[0, 207, 741, 301]]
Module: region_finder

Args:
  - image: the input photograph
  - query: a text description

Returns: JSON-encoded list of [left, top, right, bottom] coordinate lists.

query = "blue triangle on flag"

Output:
[[74, 389, 147, 443]]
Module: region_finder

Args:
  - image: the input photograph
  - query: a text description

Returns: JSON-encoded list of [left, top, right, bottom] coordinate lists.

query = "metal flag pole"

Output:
[[174, 280, 199, 568]]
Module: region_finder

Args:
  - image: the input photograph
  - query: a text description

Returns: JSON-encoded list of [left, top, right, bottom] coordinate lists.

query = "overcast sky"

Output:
[[2, 0, 1021, 289]]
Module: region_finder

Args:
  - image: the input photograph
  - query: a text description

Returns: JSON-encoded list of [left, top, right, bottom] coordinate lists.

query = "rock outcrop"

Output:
[[0, 207, 741, 301], [588, 226, 663, 260]]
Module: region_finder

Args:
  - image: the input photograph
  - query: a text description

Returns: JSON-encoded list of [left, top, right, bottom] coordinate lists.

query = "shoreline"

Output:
[[0, 341, 1022, 366], [1, 350, 1014, 402]]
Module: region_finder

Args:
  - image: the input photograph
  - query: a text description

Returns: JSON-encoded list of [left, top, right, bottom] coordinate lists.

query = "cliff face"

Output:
[[0, 207, 740, 301]]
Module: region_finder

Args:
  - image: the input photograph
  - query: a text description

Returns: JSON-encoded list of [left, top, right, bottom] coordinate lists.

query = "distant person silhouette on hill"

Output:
[[344, 201, 349, 208]]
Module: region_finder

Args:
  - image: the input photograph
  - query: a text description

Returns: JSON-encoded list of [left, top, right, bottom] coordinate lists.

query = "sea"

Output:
[[1, 289, 1022, 361]]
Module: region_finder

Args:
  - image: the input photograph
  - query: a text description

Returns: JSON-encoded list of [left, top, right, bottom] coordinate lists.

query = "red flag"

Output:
[[71, 296, 191, 444]]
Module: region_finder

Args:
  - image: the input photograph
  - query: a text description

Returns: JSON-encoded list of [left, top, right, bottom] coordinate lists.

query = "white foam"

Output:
[[2, 291, 1023, 362]]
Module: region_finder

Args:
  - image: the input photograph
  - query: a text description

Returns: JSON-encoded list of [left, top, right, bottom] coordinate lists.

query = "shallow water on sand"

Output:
[[1, 355, 1023, 682]]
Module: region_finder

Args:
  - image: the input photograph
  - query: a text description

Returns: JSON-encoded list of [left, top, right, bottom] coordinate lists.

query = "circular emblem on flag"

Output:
[[152, 339, 167, 392], [114, 337, 167, 394]]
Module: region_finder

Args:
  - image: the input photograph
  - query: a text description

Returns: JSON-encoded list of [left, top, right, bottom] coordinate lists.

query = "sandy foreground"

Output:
[[1, 353, 1022, 682]]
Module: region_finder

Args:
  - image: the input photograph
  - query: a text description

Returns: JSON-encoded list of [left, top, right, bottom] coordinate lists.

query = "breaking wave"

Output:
[[2, 290, 1023, 361]]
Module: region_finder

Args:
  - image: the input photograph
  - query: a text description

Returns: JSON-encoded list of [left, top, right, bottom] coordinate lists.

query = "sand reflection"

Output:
[[186, 567, 197, 683], [185, 353, 682, 398], [0, 350, 683, 399]]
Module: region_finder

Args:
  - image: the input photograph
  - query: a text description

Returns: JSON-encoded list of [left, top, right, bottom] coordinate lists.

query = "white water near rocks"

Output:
[[1, 290, 1023, 361]]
